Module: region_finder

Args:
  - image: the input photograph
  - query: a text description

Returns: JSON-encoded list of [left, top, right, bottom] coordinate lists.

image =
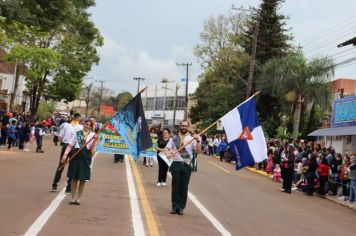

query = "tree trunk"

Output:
[[292, 93, 303, 140], [32, 71, 49, 116], [9, 64, 21, 111]]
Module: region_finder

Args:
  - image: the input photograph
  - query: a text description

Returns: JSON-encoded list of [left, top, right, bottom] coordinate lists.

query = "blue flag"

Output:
[[220, 97, 267, 170], [110, 93, 152, 161]]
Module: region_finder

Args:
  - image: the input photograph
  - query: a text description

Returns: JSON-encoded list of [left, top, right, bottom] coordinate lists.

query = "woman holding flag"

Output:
[[60, 119, 99, 205]]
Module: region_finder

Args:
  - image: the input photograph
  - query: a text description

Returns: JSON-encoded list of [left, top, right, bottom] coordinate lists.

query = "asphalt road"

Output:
[[0, 136, 355, 236]]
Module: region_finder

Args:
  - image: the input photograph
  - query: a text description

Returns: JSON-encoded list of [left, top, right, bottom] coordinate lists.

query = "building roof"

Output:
[[308, 126, 356, 136]]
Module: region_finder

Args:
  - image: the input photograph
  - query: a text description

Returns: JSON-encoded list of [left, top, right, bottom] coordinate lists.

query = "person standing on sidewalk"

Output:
[[317, 157, 329, 197], [50, 113, 81, 194], [347, 155, 356, 204], [165, 120, 201, 215], [280, 144, 295, 194], [155, 128, 171, 186]]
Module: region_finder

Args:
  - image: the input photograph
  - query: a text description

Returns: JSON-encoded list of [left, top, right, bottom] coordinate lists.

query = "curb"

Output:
[[245, 167, 356, 211]]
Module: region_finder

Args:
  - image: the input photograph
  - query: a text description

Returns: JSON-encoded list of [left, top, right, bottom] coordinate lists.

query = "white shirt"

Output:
[[60, 123, 82, 145], [166, 134, 197, 162]]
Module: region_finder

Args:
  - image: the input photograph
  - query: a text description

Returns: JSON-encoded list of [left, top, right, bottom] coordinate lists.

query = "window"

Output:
[[146, 98, 154, 110], [155, 97, 164, 110]]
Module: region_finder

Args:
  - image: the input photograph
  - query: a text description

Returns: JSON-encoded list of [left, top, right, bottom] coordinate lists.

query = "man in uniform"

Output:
[[50, 113, 82, 193], [165, 120, 201, 215]]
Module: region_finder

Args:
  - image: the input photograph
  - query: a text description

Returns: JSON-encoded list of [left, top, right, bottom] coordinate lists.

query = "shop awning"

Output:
[[308, 126, 356, 136]]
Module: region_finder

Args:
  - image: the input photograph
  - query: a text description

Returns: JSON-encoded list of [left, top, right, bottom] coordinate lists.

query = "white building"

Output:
[[0, 52, 29, 111], [141, 81, 198, 128]]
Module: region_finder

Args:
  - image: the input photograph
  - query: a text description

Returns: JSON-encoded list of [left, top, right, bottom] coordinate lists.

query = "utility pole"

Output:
[[246, 21, 259, 98], [96, 80, 105, 121], [133, 77, 145, 93], [231, 5, 260, 98], [176, 62, 192, 120], [172, 83, 179, 131]]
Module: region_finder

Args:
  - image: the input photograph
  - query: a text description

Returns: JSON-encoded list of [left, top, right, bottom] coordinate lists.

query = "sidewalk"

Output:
[[246, 166, 356, 211]]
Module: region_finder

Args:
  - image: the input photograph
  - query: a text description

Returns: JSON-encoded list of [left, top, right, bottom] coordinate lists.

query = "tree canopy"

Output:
[[0, 0, 103, 115]]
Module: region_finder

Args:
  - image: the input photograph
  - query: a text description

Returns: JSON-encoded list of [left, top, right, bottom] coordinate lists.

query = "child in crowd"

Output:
[[317, 157, 329, 196], [35, 123, 45, 153], [53, 126, 59, 146], [273, 164, 281, 182], [217, 137, 228, 161], [266, 149, 274, 174], [7, 120, 17, 150]]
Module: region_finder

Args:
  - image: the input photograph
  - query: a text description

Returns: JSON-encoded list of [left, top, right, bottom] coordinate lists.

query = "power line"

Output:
[[301, 15, 356, 46]]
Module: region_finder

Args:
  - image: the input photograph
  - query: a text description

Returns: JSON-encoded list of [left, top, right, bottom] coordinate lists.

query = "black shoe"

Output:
[[170, 210, 177, 214], [51, 186, 57, 192], [65, 189, 71, 194], [69, 201, 76, 205], [177, 209, 184, 215], [283, 190, 291, 194]]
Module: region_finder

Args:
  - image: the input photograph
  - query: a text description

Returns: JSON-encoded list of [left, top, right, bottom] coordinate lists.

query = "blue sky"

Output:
[[87, 0, 356, 95]]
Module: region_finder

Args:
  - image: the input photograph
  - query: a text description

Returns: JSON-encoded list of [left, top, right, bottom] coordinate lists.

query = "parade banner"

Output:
[[95, 129, 132, 155], [95, 126, 157, 158], [140, 135, 158, 158]]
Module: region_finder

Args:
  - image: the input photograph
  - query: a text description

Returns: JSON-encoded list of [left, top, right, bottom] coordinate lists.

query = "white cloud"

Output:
[[89, 36, 201, 95]]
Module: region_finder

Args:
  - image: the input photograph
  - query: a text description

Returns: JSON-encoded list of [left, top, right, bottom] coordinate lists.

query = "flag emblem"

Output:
[[239, 127, 253, 140]]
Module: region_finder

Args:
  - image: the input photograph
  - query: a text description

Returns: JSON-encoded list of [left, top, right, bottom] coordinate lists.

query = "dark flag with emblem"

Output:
[[110, 93, 152, 161], [220, 97, 267, 170]]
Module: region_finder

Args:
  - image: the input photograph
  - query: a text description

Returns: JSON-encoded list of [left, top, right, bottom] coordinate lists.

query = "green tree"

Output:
[[241, 0, 292, 66], [37, 101, 56, 120], [0, 0, 103, 115], [116, 92, 133, 111], [260, 51, 334, 139], [191, 14, 250, 127]]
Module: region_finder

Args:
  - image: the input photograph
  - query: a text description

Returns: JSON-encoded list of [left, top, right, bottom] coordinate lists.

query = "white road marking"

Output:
[[23, 188, 66, 236], [125, 155, 145, 236], [23, 153, 98, 235], [156, 157, 231, 236]]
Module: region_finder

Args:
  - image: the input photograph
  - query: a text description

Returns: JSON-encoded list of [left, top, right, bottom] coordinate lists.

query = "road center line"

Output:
[[208, 161, 231, 174], [129, 156, 160, 236], [125, 155, 145, 236], [159, 157, 232, 236], [23, 153, 98, 236]]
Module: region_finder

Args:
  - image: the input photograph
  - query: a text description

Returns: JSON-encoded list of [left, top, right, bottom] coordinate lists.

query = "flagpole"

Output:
[[171, 90, 262, 156]]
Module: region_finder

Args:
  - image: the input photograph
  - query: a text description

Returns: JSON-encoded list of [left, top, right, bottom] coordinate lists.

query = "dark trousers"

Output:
[[219, 151, 225, 161], [318, 175, 328, 195], [52, 143, 72, 190], [114, 154, 124, 163], [36, 136, 43, 152], [0, 129, 7, 145], [7, 137, 15, 149], [306, 172, 316, 195], [282, 167, 293, 192], [342, 179, 349, 197], [157, 156, 168, 183], [170, 162, 191, 211]]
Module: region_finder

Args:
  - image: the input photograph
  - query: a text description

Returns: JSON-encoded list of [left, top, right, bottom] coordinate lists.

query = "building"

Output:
[[308, 78, 356, 154], [141, 81, 198, 129], [330, 77, 356, 99], [0, 51, 28, 111]]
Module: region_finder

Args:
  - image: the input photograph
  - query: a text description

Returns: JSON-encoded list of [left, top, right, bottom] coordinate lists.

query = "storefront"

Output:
[[308, 95, 356, 154]]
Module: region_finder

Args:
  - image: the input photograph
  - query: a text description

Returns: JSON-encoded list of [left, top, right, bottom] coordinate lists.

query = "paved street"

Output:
[[0, 136, 355, 236]]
